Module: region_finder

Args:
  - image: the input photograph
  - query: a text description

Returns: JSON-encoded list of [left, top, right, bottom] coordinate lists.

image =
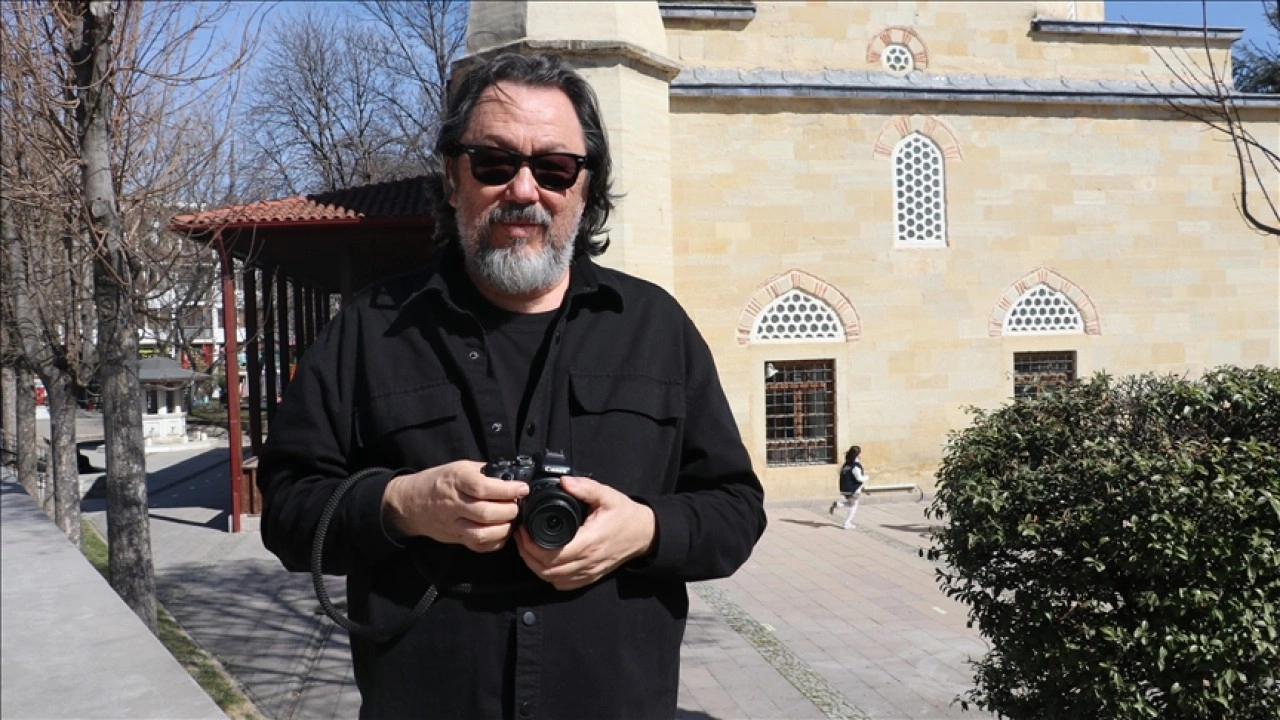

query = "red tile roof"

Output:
[[170, 175, 433, 232]]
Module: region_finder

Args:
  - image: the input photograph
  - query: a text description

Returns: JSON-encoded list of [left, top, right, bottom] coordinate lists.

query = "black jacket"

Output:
[[839, 460, 864, 494], [258, 250, 767, 719]]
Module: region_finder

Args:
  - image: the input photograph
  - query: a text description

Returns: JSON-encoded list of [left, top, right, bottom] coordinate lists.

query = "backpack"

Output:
[[838, 460, 865, 494]]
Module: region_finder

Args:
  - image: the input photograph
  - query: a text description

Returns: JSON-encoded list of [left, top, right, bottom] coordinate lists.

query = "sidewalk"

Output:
[[76, 444, 992, 720], [1, 470, 224, 720]]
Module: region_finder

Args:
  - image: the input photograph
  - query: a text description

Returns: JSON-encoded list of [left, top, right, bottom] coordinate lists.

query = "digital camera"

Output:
[[482, 450, 586, 549]]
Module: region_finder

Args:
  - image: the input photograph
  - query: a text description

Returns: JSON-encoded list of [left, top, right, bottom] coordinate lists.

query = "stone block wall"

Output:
[[670, 94, 1278, 498], [663, 1, 1234, 85]]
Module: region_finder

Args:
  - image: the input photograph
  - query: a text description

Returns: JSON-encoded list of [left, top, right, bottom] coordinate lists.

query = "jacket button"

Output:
[[490, 422, 503, 433], [519, 701, 534, 717], [525, 422, 536, 436], [468, 351, 480, 360], [522, 611, 536, 626]]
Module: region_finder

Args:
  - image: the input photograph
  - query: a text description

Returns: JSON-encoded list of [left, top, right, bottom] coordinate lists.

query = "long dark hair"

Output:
[[429, 52, 618, 258], [844, 446, 861, 465]]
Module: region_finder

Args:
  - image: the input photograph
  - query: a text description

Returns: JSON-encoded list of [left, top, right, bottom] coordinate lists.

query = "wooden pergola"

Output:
[[169, 176, 436, 532]]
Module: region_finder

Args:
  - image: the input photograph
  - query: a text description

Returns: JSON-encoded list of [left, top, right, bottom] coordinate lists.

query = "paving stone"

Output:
[[59, 441, 999, 719]]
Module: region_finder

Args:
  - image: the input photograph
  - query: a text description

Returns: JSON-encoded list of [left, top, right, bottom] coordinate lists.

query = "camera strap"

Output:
[[311, 467, 455, 642]]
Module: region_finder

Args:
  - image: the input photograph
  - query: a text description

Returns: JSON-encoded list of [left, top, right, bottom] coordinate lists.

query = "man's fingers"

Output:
[[515, 530, 602, 587], [465, 536, 511, 554], [514, 530, 558, 572], [458, 496, 522, 525], [456, 517, 516, 552], [558, 475, 604, 504], [458, 474, 530, 502]]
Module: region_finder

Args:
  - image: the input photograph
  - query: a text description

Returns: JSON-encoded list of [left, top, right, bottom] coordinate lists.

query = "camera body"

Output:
[[482, 450, 587, 549]]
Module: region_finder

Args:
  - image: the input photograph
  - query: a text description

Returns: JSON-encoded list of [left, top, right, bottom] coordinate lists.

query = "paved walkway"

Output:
[[1, 470, 224, 720], [73, 443, 992, 720]]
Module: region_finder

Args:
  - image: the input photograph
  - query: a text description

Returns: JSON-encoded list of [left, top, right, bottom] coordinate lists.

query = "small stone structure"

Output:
[[138, 357, 208, 450]]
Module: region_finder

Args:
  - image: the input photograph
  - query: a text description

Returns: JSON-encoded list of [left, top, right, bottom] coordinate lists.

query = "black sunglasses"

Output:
[[448, 144, 587, 191]]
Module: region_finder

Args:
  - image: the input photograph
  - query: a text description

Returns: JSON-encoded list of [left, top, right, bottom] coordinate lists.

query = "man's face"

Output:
[[448, 82, 587, 299]]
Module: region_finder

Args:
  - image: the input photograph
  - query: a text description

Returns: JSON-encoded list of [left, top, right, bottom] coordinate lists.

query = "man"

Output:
[[258, 52, 767, 719]]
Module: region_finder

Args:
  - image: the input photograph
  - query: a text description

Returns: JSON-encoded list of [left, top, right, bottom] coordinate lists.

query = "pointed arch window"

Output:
[[1002, 285, 1085, 335], [892, 132, 946, 247], [750, 289, 846, 343]]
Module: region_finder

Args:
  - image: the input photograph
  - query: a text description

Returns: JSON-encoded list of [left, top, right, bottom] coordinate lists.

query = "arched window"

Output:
[[739, 273, 854, 467], [1002, 285, 1085, 335], [892, 132, 946, 247], [749, 289, 846, 343], [988, 267, 1101, 337]]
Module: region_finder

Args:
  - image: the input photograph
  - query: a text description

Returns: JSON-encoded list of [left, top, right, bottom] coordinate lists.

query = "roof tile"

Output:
[[170, 175, 433, 231]]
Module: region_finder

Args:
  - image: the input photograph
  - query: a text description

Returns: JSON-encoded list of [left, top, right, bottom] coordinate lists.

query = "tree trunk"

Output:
[[44, 370, 80, 546], [2, 354, 15, 468], [3, 187, 53, 509], [73, 0, 157, 631], [15, 364, 39, 501]]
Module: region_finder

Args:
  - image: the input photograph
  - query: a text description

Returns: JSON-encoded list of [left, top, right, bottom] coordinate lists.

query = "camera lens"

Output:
[[525, 495, 584, 549]]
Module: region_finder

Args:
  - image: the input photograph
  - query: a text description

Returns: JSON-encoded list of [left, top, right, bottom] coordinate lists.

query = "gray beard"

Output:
[[461, 203, 581, 297]]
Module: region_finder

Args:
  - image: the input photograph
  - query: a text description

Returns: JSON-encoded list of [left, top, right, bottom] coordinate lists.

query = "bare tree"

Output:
[[238, 1, 466, 197], [1, 9, 94, 540], [0, 198, 44, 505], [1143, 1, 1279, 238], [2, 0, 259, 630], [65, 0, 159, 623], [241, 7, 402, 195], [358, 0, 469, 170]]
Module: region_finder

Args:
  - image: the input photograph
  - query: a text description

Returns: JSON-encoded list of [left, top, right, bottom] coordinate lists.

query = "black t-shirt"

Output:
[[472, 300, 558, 444]]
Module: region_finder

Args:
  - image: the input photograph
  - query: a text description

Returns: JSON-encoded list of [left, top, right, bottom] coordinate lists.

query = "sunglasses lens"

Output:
[[464, 146, 582, 190], [469, 149, 520, 185], [530, 156, 580, 189]]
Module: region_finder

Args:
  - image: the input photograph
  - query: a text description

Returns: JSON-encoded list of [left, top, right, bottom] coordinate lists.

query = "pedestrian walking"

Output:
[[829, 445, 867, 529]]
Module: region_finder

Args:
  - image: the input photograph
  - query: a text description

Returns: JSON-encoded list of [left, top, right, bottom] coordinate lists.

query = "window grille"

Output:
[[892, 133, 946, 247], [764, 359, 836, 467], [1003, 285, 1083, 335], [881, 43, 915, 74], [1013, 351, 1076, 398], [750, 289, 845, 343]]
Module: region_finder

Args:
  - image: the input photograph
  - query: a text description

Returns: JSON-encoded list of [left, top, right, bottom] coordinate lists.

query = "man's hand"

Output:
[[382, 460, 528, 553], [515, 475, 656, 591]]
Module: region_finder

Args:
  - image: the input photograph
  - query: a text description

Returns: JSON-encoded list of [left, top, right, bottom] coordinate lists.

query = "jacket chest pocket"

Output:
[[568, 372, 685, 495], [355, 385, 466, 468]]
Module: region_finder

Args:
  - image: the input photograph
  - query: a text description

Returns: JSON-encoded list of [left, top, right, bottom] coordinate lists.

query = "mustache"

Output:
[[486, 203, 551, 228]]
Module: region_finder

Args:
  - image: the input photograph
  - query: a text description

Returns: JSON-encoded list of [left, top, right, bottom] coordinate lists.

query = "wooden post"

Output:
[[302, 285, 315, 349], [263, 266, 278, 421], [243, 266, 262, 457], [292, 281, 305, 366], [217, 233, 243, 533], [275, 272, 291, 397]]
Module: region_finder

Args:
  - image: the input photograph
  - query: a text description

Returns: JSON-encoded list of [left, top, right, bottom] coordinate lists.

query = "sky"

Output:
[[1105, 1, 1275, 50]]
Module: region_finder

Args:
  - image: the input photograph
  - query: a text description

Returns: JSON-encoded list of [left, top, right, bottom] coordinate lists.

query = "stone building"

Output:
[[467, 1, 1280, 499]]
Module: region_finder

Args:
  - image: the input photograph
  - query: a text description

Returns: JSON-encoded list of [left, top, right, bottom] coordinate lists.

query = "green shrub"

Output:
[[927, 365, 1280, 719]]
